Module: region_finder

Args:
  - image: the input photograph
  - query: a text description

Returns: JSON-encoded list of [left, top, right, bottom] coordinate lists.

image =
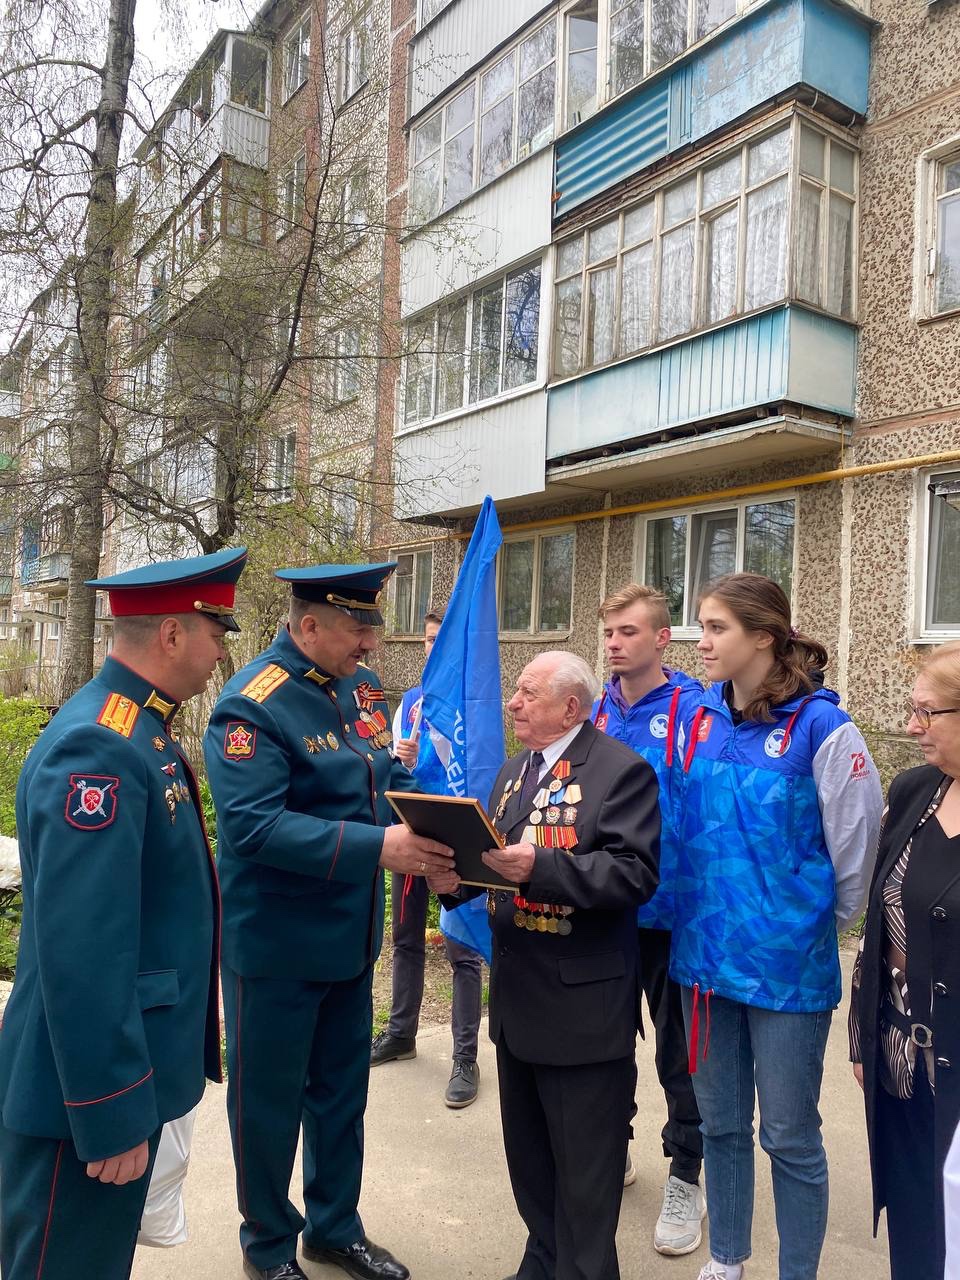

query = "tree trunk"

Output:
[[58, 0, 137, 702]]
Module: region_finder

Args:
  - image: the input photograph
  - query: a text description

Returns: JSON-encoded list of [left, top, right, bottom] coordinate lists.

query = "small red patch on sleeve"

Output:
[[224, 722, 256, 759], [65, 775, 120, 830]]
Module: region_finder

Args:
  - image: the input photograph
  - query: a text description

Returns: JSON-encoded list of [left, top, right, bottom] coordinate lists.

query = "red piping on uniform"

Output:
[[779, 696, 815, 755], [687, 983, 713, 1075], [328, 822, 345, 880], [683, 707, 706, 774], [234, 978, 259, 1239], [665, 685, 682, 768], [64, 1068, 153, 1107], [36, 1139, 64, 1279]]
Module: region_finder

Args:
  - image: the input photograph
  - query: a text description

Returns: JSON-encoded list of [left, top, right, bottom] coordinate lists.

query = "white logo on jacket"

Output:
[[764, 728, 789, 757], [649, 713, 669, 739]]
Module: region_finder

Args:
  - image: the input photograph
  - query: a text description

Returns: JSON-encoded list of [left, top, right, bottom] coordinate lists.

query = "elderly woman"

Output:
[[849, 640, 960, 1279]]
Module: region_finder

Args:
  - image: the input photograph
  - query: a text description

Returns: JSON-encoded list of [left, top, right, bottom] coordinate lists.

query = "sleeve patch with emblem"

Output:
[[224, 722, 257, 759], [240, 663, 290, 703], [96, 692, 140, 738], [65, 774, 120, 830]]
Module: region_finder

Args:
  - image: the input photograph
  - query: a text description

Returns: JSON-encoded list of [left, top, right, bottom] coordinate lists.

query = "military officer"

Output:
[[204, 562, 454, 1280], [0, 546, 247, 1280], [435, 650, 661, 1280]]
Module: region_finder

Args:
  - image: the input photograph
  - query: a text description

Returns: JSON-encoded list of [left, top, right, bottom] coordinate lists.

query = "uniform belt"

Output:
[[881, 1000, 934, 1048]]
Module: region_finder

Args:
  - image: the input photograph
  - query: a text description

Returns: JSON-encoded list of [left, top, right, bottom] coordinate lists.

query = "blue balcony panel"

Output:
[[21, 552, 71, 588], [545, 305, 857, 462], [554, 0, 872, 218]]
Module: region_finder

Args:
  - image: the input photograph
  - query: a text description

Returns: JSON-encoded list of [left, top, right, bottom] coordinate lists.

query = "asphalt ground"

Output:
[[131, 949, 888, 1280]]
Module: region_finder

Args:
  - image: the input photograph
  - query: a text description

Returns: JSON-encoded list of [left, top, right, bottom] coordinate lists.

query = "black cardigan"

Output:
[[853, 763, 959, 1246]]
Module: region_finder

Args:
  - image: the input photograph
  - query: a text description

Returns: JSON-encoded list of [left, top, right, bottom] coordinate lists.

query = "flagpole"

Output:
[[406, 701, 423, 742]]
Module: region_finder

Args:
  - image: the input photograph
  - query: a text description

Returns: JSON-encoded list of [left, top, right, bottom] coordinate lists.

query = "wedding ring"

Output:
[[419, 860, 426, 872]]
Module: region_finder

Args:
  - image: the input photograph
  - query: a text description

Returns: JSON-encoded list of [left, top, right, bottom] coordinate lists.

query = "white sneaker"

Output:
[[696, 1262, 744, 1280], [624, 1152, 636, 1187], [654, 1174, 706, 1256]]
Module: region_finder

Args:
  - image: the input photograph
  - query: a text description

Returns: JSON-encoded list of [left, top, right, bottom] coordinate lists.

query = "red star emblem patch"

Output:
[[224, 721, 256, 759]]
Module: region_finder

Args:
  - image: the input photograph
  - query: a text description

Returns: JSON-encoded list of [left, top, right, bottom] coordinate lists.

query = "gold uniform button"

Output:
[[330, 690, 338, 700], [344, 724, 350, 734], [366, 752, 374, 761]]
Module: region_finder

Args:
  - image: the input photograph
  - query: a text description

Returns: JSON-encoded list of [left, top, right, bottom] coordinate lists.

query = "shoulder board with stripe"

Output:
[[241, 663, 290, 703], [96, 692, 140, 738]]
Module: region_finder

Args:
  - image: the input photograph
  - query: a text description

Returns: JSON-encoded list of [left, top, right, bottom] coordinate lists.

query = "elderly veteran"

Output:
[[204, 562, 454, 1280], [434, 650, 661, 1280], [0, 546, 247, 1280]]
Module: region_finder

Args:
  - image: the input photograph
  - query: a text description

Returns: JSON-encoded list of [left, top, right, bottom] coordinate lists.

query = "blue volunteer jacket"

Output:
[[669, 682, 883, 1014], [591, 669, 703, 931]]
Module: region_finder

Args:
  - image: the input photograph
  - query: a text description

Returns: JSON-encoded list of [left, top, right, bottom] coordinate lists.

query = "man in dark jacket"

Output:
[[435, 650, 661, 1280]]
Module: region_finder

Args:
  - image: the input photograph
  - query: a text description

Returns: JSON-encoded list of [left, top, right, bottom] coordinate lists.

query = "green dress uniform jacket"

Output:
[[205, 627, 417, 981], [0, 655, 221, 1164]]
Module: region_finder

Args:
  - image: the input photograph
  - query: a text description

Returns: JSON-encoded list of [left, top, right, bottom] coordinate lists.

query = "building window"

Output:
[[403, 262, 541, 426], [498, 530, 575, 634], [607, 0, 740, 103], [225, 165, 265, 243], [278, 153, 306, 234], [410, 17, 557, 223], [339, 11, 371, 104], [391, 547, 434, 634], [642, 498, 795, 629], [928, 151, 960, 316], [330, 328, 361, 403], [564, 1, 599, 130], [283, 15, 311, 100], [131, 342, 167, 408], [553, 118, 854, 377], [419, 0, 452, 24], [331, 475, 359, 540], [273, 431, 297, 499], [921, 471, 960, 637], [338, 165, 370, 247]]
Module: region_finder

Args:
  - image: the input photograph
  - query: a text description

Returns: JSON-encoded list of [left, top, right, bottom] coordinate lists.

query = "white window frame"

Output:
[[330, 328, 361, 404], [278, 152, 306, 236], [409, 14, 559, 224], [338, 9, 371, 105], [497, 528, 577, 637], [400, 259, 543, 431], [389, 546, 434, 635], [552, 112, 857, 380], [338, 165, 370, 249], [917, 134, 960, 320], [418, 0, 453, 27], [636, 493, 798, 637], [273, 430, 297, 499], [914, 466, 960, 641], [283, 14, 311, 101]]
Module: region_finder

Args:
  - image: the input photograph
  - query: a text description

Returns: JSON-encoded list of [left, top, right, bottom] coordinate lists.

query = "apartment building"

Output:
[[379, 0, 960, 762]]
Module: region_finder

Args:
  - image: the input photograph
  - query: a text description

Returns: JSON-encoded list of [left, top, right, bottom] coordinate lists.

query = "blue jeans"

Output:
[[681, 988, 832, 1280]]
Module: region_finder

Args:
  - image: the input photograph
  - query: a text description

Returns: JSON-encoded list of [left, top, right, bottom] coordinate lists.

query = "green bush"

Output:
[[0, 694, 47, 838]]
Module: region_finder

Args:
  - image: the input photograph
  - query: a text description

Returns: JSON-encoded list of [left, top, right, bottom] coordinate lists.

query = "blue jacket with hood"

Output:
[[591, 668, 703, 931], [670, 682, 882, 1015]]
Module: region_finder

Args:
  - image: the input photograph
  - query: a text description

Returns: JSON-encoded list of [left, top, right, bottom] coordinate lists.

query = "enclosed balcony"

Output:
[[133, 32, 271, 253], [21, 552, 71, 590], [554, 0, 872, 217]]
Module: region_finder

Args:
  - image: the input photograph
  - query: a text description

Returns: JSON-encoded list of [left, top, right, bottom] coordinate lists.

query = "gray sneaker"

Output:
[[654, 1175, 706, 1256]]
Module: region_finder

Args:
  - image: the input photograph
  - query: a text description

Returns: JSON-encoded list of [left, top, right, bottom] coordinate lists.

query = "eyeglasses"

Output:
[[905, 702, 960, 730]]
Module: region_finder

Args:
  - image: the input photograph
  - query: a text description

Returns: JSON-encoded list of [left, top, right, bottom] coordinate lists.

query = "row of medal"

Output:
[[303, 732, 341, 753], [353, 687, 392, 749], [513, 900, 574, 934]]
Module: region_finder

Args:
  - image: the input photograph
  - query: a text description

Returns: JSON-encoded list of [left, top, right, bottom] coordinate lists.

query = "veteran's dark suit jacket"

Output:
[[462, 720, 661, 1067]]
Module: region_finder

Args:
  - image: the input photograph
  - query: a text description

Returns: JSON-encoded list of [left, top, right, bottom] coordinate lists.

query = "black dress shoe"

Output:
[[242, 1259, 308, 1280], [370, 1031, 416, 1066], [444, 1057, 480, 1108], [302, 1236, 410, 1280]]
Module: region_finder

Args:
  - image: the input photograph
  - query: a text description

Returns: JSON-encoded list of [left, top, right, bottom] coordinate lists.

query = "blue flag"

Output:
[[418, 495, 503, 963]]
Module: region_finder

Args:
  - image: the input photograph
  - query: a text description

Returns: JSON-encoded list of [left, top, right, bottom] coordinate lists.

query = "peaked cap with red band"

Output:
[[87, 546, 248, 632]]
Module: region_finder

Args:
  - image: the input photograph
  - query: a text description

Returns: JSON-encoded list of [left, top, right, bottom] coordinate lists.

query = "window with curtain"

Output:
[[934, 155, 960, 315], [283, 15, 310, 100], [606, 0, 741, 99], [553, 118, 852, 378], [643, 499, 795, 627], [402, 263, 541, 426], [925, 472, 960, 634]]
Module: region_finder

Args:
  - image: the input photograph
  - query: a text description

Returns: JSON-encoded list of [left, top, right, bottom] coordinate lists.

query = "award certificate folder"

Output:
[[384, 792, 518, 892]]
